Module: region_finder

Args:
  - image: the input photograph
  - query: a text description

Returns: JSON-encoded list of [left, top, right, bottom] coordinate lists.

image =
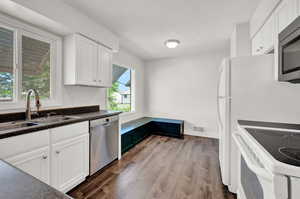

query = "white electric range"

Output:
[[233, 121, 300, 199]]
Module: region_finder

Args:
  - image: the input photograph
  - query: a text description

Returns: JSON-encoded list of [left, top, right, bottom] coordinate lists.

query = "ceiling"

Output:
[[62, 0, 261, 60]]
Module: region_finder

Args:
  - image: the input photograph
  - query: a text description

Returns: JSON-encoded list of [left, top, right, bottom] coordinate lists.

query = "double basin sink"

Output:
[[0, 115, 80, 131]]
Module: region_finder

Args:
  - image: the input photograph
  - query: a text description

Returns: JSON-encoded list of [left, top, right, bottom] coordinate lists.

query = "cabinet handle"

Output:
[[42, 155, 48, 160], [56, 151, 60, 154]]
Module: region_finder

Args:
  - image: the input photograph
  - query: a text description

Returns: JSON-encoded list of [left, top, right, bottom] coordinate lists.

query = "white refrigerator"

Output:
[[217, 54, 300, 193]]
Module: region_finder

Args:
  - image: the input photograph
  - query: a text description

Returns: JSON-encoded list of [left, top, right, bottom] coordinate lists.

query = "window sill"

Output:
[[120, 111, 136, 117], [0, 99, 62, 113]]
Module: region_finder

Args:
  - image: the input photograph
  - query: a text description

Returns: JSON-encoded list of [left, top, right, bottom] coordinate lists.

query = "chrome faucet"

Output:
[[25, 89, 41, 120]]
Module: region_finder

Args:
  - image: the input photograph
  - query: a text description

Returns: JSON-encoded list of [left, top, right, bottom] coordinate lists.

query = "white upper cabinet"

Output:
[[276, 0, 297, 33], [64, 34, 112, 87], [75, 35, 98, 86], [250, 0, 298, 56], [252, 31, 263, 55], [261, 15, 276, 52], [251, 13, 276, 55], [98, 46, 112, 87]]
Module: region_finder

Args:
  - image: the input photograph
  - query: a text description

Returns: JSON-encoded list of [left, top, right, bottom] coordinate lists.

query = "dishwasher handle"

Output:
[[90, 116, 118, 128], [103, 122, 111, 127]]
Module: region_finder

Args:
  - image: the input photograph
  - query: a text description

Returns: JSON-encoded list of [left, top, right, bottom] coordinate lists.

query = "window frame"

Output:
[[0, 22, 18, 103], [0, 13, 62, 111], [107, 64, 136, 114]]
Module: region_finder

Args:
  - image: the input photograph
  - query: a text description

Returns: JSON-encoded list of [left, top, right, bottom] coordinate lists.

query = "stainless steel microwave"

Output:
[[279, 16, 300, 83]]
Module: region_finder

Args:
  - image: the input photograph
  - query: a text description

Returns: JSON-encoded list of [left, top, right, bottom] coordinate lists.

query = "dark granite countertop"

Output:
[[0, 160, 71, 199], [238, 120, 300, 130], [0, 106, 121, 139]]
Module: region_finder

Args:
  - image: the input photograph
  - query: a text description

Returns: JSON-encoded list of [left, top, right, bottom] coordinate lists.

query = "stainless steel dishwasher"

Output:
[[89, 115, 119, 175]]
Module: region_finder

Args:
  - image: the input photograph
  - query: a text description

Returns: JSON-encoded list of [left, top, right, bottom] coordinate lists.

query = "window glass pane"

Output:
[[0, 27, 14, 101], [108, 65, 132, 112], [22, 35, 50, 99]]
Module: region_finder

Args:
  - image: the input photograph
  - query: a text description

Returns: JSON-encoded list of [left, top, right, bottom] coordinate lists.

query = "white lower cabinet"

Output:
[[5, 147, 50, 184], [51, 134, 89, 193], [0, 122, 90, 193]]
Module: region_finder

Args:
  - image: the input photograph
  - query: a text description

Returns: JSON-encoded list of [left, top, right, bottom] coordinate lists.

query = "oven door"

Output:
[[279, 27, 300, 82], [233, 133, 288, 199]]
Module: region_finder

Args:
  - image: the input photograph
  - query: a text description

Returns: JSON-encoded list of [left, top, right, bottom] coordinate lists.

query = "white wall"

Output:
[[1, 0, 119, 50], [145, 49, 229, 138], [230, 22, 251, 58], [113, 48, 145, 123], [61, 86, 106, 109]]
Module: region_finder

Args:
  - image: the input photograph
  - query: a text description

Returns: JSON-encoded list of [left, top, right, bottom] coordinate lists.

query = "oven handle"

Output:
[[233, 133, 273, 181]]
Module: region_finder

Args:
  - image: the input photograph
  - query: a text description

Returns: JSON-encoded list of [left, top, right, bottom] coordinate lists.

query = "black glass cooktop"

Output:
[[246, 128, 300, 167]]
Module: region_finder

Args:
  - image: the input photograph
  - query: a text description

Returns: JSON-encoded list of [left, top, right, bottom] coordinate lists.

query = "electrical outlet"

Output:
[[193, 126, 204, 132]]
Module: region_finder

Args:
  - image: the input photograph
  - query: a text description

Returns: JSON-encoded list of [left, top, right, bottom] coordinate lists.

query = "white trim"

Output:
[[0, 12, 62, 111], [120, 111, 136, 117], [107, 64, 136, 113], [184, 130, 219, 139]]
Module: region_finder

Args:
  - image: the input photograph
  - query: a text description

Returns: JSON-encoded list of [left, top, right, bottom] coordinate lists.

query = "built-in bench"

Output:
[[121, 117, 184, 154]]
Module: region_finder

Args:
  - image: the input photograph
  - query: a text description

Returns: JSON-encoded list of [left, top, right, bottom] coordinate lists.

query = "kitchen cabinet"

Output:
[[50, 122, 89, 193], [252, 31, 263, 55], [97, 45, 112, 87], [251, 14, 276, 55], [276, 0, 297, 33], [261, 15, 276, 52], [5, 147, 50, 184], [0, 130, 50, 184], [0, 122, 89, 193], [51, 134, 89, 193], [64, 34, 112, 87]]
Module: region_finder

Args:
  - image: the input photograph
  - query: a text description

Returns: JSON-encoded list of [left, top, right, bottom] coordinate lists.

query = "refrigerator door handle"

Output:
[[217, 69, 224, 131]]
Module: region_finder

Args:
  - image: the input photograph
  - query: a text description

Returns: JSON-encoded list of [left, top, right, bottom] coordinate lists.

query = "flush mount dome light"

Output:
[[164, 39, 180, 48]]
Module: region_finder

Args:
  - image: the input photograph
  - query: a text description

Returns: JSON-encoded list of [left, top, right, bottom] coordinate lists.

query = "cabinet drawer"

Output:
[[51, 122, 89, 144], [0, 130, 50, 159]]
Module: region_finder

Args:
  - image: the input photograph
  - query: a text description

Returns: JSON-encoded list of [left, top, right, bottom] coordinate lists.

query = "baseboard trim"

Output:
[[184, 130, 219, 139]]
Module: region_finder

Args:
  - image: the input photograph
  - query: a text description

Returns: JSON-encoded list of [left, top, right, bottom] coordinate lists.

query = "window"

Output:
[[0, 15, 61, 109], [0, 26, 14, 101], [21, 34, 51, 99], [108, 64, 134, 112]]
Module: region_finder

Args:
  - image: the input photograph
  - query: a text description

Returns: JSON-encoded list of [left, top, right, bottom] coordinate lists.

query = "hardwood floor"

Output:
[[68, 135, 236, 199]]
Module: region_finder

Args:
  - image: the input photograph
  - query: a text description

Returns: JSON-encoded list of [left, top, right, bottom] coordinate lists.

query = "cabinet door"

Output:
[[51, 134, 89, 193], [261, 15, 275, 53], [276, 0, 297, 33], [5, 147, 50, 184], [97, 46, 112, 87], [251, 32, 263, 55], [75, 35, 98, 86]]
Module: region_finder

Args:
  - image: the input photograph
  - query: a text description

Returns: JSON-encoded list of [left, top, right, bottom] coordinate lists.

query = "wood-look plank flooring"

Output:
[[68, 135, 236, 199]]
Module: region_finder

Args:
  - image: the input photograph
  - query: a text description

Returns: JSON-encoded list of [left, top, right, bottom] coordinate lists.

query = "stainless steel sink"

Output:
[[31, 115, 80, 124], [0, 115, 80, 132], [0, 121, 39, 131]]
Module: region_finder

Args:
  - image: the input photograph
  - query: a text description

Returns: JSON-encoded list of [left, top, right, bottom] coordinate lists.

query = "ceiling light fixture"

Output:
[[164, 39, 180, 49]]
